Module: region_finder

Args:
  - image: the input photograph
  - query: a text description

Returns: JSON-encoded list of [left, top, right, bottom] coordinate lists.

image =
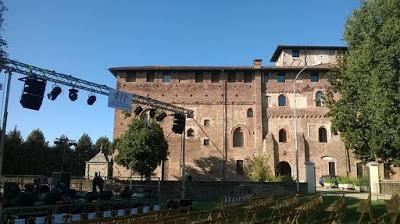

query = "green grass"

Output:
[[184, 195, 388, 224]]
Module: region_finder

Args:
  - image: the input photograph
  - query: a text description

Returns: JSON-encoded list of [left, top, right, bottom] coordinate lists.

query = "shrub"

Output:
[[337, 176, 352, 184], [352, 176, 368, 186]]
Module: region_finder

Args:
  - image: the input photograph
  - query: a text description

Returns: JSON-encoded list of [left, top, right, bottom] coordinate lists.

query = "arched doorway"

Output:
[[277, 161, 291, 176]]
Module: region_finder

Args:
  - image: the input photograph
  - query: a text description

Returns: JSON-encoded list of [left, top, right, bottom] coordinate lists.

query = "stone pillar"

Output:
[[366, 162, 380, 195], [305, 161, 316, 193]]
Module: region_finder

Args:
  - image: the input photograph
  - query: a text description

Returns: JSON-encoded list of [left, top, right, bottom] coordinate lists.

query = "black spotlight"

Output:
[[156, 111, 167, 122], [149, 109, 156, 118], [87, 95, 96, 105], [69, 88, 78, 101], [172, 113, 186, 134], [134, 106, 143, 115], [47, 86, 62, 100], [19, 77, 47, 111]]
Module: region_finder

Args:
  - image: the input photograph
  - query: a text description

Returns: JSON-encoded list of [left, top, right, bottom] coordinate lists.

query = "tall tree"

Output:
[[0, 0, 7, 59], [25, 129, 47, 146], [6, 127, 23, 146], [75, 133, 94, 175], [3, 127, 23, 174], [115, 118, 168, 178], [327, 0, 400, 162], [94, 136, 112, 155]]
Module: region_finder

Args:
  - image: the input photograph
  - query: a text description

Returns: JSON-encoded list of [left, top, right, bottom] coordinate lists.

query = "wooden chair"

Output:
[[325, 194, 346, 223], [356, 193, 373, 224], [385, 193, 400, 224]]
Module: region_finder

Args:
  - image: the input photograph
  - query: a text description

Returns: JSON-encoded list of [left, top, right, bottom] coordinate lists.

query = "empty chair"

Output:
[[131, 208, 138, 216], [13, 219, 25, 224], [117, 209, 125, 217], [88, 212, 97, 220], [35, 216, 46, 224], [143, 206, 150, 213], [52, 214, 64, 224], [71, 214, 81, 222], [103, 210, 112, 218]]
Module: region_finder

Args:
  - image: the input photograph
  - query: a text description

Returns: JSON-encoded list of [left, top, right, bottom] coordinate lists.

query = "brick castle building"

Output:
[[109, 45, 359, 182]]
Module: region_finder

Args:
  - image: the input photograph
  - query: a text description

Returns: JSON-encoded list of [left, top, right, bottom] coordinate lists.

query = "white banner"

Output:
[[108, 89, 133, 112]]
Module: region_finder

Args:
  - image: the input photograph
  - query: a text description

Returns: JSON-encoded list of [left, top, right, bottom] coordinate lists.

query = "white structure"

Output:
[[85, 151, 112, 179]]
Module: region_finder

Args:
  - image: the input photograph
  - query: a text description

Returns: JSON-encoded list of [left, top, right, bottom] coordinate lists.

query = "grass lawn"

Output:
[[187, 194, 388, 224]]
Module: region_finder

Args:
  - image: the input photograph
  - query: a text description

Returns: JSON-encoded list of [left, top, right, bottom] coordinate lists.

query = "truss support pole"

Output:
[[0, 70, 12, 184]]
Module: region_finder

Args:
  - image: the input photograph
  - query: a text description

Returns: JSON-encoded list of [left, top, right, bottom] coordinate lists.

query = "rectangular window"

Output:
[[227, 72, 236, 83], [146, 72, 155, 82], [203, 119, 210, 127], [262, 73, 269, 83], [162, 72, 171, 82], [211, 72, 219, 83], [328, 162, 336, 176], [277, 72, 285, 83], [126, 72, 136, 82], [236, 160, 244, 176], [195, 72, 204, 83], [203, 139, 209, 146], [311, 72, 319, 82], [244, 71, 253, 83], [292, 49, 300, 57]]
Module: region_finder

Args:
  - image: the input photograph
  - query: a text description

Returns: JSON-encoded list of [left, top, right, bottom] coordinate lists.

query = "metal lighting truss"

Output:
[[1, 58, 193, 115]]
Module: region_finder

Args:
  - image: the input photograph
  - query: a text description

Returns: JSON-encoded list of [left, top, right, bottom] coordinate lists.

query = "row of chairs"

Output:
[[8, 205, 161, 224]]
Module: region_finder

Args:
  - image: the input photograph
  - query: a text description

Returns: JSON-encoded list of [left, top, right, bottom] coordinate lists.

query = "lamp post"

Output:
[[293, 61, 321, 192]]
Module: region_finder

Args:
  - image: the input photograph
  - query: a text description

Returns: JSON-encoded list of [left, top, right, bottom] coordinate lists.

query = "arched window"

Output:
[[279, 129, 287, 142], [233, 128, 244, 147], [247, 108, 253, 117], [319, 127, 327, 143], [278, 95, 286, 106], [187, 129, 194, 138], [316, 91, 323, 106]]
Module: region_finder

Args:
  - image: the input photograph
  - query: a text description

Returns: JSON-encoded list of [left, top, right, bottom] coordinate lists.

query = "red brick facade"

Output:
[[109, 46, 358, 182]]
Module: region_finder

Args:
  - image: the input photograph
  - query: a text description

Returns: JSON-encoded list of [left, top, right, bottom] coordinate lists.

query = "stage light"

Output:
[[69, 88, 78, 101], [87, 95, 96, 105], [47, 86, 62, 100], [134, 106, 143, 115], [149, 109, 156, 118], [172, 113, 186, 134], [156, 111, 167, 122]]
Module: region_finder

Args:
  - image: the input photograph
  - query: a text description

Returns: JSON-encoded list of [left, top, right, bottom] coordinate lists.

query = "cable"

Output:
[[190, 117, 224, 158]]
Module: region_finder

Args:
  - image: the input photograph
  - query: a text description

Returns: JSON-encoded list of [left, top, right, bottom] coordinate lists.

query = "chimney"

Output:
[[253, 59, 262, 69]]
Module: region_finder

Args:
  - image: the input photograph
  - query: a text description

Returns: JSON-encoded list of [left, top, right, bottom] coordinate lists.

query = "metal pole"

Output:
[[181, 129, 186, 199], [293, 66, 307, 192], [0, 70, 12, 181]]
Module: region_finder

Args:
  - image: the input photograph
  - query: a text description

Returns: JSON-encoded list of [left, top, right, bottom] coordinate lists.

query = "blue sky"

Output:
[[1, 0, 360, 144]]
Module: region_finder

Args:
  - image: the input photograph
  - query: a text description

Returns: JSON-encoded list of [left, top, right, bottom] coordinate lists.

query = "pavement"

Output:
[[316, 186, 391, 200]]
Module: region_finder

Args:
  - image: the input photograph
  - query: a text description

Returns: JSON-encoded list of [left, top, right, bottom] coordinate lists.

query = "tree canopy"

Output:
[[25, 129, 47, 146], [245, 154, 272, 182], [94, 136, 112, 155], [115, 118, 168, 178], [0, 0, 7, 59], [327, 0, 400, 162]]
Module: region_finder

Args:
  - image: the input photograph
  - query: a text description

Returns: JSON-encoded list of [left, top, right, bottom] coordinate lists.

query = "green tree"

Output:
[[6, 127, 23, 146], [3, 127, 23, 174], [0, 0, 7, 59], [327, 0, 400, 162], [75, 133, 94, 175], [94, 136, 112, 155], [245, 154, 272, 182], [25, 129, 47, 146], [115, 118, 168, 178]]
